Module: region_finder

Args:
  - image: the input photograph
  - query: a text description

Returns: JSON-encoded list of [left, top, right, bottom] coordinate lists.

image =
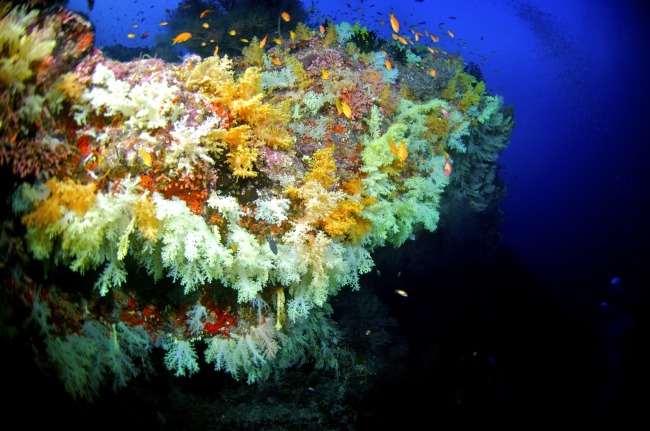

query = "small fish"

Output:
[[439, 106, 450, 117], [159, 21, 168, 26], [395, 289, 408, 297], [443, 157, 452, 177], [139, 150, 153, 167], [273, 37, 282, 44], [289, 30, 296, 40], [389, 12, 399, 33], [213, 45, 219, 55], [429, 69, 436, 77], [132, 23, 138, 28], [140, 31, 149, 39], [202, 23, 209, 28], [199, 9, 211, 19], [430, 35, 439, 42], [240, 38, 249, 43], [321, 68, 331, 80], [447, 29, 455, 38], [385, 59, 392, 70], [341, 100, 352, 119], [271, 57, 282, 65], [376, 269, 381, 276], [172, 32, 192, 44], [127, 33, 136, 39], [229, 29, 237, 36], [397, 271, 402, 278], [319, 24, 325, 34], [259, 34, 267, 48], [267, 236, 278, 255], [389, 138, 398, 156], [281, 11, 291, 22], [365, 329, 372, 335], [396, 35, 408, 45]]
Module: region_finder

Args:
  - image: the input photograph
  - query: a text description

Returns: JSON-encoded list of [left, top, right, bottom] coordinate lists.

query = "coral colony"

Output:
[[0, 4, 513, 400]]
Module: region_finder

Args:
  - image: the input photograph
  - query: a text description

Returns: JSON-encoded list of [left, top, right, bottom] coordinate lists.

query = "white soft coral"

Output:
[[82, 63, 182, 130]]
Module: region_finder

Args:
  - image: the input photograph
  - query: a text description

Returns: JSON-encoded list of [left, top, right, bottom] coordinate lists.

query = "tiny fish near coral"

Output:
[[172, 32, 192, 45]]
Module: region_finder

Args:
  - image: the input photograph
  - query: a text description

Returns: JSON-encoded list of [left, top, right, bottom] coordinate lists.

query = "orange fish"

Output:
[[271, 57, 282, 65], [389, 12, 399, 33], [281, 11, 291, 22], [229, 29, 237, 36], [273, 37, 282, 44], [202, 23, 209, 28], [213, 45, 219, 56], [447, 29, 454, 38], [443, 157, 452, 177], [289, 30, 296, 40], [396, 35, 408, 45], [259, 34, 267, 48], [431, 35, 439, 42], [172, 32, 192, 44], [429, 69, 436, 77], [385, 59, 392, 70], [159, 21, 168, 26], [319, 24, 325, 34], [199, 9, 211, 19], [240, 38, 249, 43], [127, 33, 136, 39], [389, 138, 399, 155], [321, 68, 331, 80]]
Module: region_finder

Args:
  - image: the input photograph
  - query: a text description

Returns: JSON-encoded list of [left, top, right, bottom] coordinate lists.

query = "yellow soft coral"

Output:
[[241, 36, 265, 67], [22, 178, 96, 228], [133, 194, 159, 242], [0, 5, 56, 92], [303, 146, 337, 189], [321, 199, 363, 237], [187, 57, 293, 177], [228, 145, 260, 178]]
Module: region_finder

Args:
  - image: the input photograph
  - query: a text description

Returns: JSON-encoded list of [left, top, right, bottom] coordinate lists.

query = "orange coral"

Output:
[[321, 199, 362, 237], [22, 178, 96, 228]]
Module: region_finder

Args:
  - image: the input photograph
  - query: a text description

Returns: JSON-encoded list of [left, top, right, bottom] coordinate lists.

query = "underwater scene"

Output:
[[1, 0, 648, 428]]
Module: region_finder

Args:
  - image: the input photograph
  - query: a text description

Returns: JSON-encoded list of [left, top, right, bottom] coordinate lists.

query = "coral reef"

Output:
[[0, 2, 513, 406]]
